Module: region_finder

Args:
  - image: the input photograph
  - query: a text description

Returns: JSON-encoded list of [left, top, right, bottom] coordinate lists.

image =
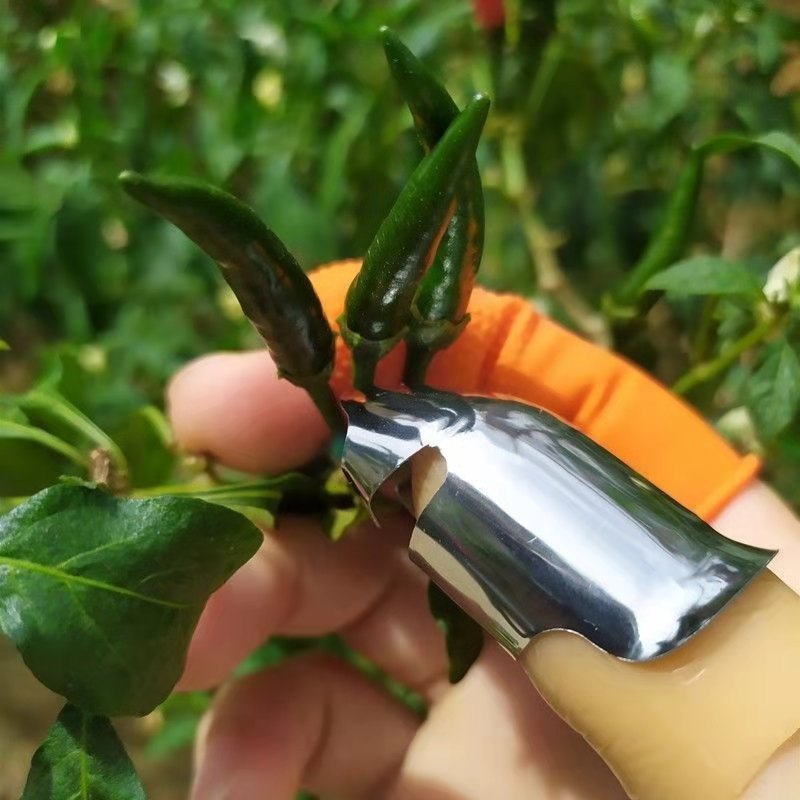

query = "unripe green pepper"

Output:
[[376, 31, 488, 683], [381, 28, 486, 385], [342, 94, 490, 392], [605, 151, 705, 318], [118, 172, 342, 431]]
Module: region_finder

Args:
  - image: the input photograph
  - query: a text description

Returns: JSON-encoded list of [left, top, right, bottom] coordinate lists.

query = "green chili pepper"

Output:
[[381, 27, 485, 385], [381, 27, 462, 146], [118, 172, 342, 432], [342, 94, 490, 392], [606, 151, 705, 318]]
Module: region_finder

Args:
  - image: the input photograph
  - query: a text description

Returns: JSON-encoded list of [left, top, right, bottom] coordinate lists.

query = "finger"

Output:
[[191, 651, 419, 800], [521, 573, 800, 800], [179, 513, 409, 691], [167, 351, 328, 473], [341, 558, 449, 699], [389, 642, 625, 800]]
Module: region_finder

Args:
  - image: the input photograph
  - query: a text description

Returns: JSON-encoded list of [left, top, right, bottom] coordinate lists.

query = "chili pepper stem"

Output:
[[303, 380, 346, 435], [352, 350, 380, 395], [404, 345, 435, 387]]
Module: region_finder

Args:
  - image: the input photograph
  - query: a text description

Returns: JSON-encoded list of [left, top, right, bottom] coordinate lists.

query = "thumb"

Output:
[[520, 575, 800, 800], [409, 440, 800, 800]]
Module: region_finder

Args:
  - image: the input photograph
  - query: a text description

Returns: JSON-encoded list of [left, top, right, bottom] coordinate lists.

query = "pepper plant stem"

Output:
[[500, 130, 611, 346], [690, 295, 720, 365], [673, 313, 782, 395]]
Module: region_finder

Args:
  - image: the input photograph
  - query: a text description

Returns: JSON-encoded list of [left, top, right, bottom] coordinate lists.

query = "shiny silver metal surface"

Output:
[[341, 388, 775, 660]]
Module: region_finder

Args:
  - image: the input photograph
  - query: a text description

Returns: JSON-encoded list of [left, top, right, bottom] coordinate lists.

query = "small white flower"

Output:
[[763, 246, 800, 303], [157, 61, 191, 107], [716, 407, 762, 455]]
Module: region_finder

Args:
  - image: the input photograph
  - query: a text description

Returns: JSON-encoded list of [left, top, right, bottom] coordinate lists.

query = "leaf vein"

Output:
[[64, 584, 134, 676], [0, 556, 187, 609]]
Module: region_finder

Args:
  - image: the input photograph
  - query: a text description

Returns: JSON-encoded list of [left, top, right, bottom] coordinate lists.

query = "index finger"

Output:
[[168, 352, 448, 693], [167, 351, 328, 474]]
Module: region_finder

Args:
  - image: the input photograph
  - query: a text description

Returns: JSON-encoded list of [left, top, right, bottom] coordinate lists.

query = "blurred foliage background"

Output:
[[2, 0, 800, 796]]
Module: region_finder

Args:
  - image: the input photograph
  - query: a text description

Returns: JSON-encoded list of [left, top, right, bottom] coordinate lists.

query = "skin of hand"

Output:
[[168, 271, 800, 800]]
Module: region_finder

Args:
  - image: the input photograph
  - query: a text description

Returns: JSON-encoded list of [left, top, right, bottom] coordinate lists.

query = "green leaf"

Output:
[[0, 484, 261, 716], [611, 131, 800, 311], [111, 406, 175, 489], [428, 582, 483, 683], [144, 691, 211, 759], [235, 637, 303, 678], [144, 712, 201, 759], [696, 130, 800, 168], [324, 504, 368, 542], [644, 256, 763, 298], [0, 339, 9, 351], [22, 704, 145, 800], [745, 339, 800, 440], [17, 388, 128, 478], [0, 420, 86, 497], [144, 691, 212, 761], [134, 478, 282, 526]]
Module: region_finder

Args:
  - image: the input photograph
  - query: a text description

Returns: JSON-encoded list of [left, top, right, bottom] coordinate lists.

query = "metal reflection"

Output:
[[341, 388, 775, 660]]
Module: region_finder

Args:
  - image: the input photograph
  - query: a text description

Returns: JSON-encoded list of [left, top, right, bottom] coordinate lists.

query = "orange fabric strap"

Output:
[[310, 260, 759, 520]]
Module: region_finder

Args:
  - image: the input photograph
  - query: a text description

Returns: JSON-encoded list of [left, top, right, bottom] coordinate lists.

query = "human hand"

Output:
[[169, 261, 800, 800]]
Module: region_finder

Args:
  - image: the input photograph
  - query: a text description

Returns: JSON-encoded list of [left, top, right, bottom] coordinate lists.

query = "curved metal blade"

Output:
[[341, 388, 775, 661]]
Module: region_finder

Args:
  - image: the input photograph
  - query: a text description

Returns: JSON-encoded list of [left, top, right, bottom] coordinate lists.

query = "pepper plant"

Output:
[[1, 30, 491, 797], [4, 21, 800, 799]]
